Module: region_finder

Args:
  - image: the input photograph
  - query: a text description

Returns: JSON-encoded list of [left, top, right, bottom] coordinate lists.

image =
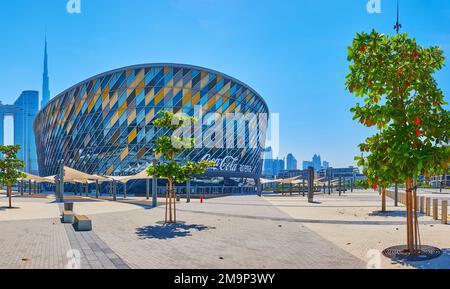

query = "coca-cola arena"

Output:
[[34, 63, 269, 196]]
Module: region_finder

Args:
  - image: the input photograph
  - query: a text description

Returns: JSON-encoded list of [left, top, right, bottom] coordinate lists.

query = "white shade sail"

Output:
[[108, 169, 153, 184], [19, 172, 55, 184], [260, 178, 283, 184], [63, 166, 110, 182]]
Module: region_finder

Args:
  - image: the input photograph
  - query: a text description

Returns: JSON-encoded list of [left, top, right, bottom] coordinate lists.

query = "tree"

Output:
[[146, 111, 215, 224], [0, 145, 26, 209], [346, 30, 449, 253]]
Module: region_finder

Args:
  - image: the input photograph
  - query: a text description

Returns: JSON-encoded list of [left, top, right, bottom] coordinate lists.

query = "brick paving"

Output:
[[0, 195, 367, 269], [90, 196, 366, 269], [0, 218, 71, 269]]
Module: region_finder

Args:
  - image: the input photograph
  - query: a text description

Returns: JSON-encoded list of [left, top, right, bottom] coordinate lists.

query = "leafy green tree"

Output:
[[0, 145, 26, 209], [346, 30, 449, 253], [147, 111, 215, 223]]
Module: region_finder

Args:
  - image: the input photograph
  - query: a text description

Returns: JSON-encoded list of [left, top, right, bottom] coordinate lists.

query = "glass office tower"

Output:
[[0, 91, 39, 174]]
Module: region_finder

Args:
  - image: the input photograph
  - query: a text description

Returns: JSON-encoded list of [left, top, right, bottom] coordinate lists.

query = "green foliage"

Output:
[[147, 110, 215, 182], [0, 145, 26, 185], [153, 110, 197, 131], [346, 30, 450, 188], [146, 160, 216, 183]]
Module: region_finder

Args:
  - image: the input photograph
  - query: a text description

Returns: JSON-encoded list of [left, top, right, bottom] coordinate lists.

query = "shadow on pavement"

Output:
[[0, 206, 21, 210], [136, 223, 212, 240], [368, 210, 411, 218], [395, 248, 450, 269]]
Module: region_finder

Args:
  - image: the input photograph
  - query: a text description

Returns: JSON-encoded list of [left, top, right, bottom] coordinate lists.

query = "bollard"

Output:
[[442, 201, 448, 225], [420, 196, 425, 214], [426, 198, 431, 216], [433, 199, 439, 221]]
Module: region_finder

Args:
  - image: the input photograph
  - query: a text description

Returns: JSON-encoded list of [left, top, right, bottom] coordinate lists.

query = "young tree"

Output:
[[146, 111, 215, 224], [346, 31, 449, 253], [0, 145, 26, 209]]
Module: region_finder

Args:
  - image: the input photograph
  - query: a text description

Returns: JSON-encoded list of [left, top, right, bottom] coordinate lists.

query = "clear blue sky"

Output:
[[0, 0, 449, 167]]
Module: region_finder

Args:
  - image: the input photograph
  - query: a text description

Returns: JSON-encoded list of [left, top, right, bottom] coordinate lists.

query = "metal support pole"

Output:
[[146, 179, 150, 200], [339, 177, 342, 196], [152, 177, 158, 207], [186, 180, 191, 203], [343, 177, 346, 194], [302, 179, 306, 197], [308, 167, 314, 203], [394, 184, 399, 207], [96, 180, 99, 199], [29, 180, 32, 195], [328, 180, 331, 195], [124, 182, 127, 199], [113, 181, 117, 201]]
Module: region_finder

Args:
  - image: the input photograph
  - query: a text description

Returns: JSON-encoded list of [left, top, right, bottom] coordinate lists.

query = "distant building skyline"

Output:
[[41, 38, 50, 108], [0, 91, 39, 174], [303, 154, 330, 171], [286, 153, 297, 171]]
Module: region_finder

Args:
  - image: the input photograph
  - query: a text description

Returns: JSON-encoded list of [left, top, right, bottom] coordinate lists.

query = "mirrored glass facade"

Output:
[[34, 64, 269, 192]]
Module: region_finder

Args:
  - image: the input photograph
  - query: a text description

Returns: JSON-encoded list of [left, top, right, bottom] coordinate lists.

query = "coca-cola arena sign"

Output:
[[200, 154, 253, 173]]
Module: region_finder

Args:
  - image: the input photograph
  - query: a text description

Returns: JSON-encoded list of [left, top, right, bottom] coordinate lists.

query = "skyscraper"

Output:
[[273, 158, 285, 177], [312, 154, 322, 171], [41, 38, 50, 108], [263, 147, 274, 177], [286, 153, 298, 171]]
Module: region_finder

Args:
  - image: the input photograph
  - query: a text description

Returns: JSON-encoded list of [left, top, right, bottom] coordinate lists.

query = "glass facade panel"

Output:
[[34, 64, 269, 192]]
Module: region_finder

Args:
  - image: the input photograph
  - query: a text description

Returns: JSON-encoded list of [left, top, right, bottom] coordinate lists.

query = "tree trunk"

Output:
[[165, 185, 169, 223], [405, 178, 416, 253], [8, 182, 12, 209], [173, 184, 177, 223], [381, 187, 386, 212]]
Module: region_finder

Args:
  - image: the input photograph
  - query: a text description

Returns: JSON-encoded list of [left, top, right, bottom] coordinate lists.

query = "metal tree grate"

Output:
[[383, 245, 442, 262]]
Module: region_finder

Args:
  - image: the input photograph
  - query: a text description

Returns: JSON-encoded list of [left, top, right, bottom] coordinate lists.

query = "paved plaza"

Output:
[[0, 190, 449, 269]]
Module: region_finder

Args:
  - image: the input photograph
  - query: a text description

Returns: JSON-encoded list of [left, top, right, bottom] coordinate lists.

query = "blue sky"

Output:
[[0, 0, 449, 167]]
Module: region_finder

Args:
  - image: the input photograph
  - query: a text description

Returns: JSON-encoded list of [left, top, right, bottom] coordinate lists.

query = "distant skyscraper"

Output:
[[303, 161, 313, 170], [263, 147, 274, 177], [312, 154, 322, 171], [41, 38, 50, 108], [273, 158, 285, 176], [286, 153, 297, 171], [322, 161, 330, 169], [0, 91, 39, 174]]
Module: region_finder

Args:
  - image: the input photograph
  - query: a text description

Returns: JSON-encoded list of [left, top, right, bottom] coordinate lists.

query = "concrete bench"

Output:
[[75, 215, 92, 231], [62, 210, 75, 224]]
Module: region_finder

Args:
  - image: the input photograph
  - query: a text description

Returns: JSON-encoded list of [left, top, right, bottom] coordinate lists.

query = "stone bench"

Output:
[[75, 215, 92, 231], [62, 210, 75, 224]]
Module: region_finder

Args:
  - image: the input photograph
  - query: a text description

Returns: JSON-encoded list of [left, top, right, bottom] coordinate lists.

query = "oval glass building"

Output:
[[34, 64, 269, 194]]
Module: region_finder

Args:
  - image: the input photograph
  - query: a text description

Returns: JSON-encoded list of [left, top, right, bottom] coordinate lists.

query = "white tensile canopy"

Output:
[[260, 178, 283, 184], [63, 166, 110, 183], [19, 172, 55, 184], [108, 169, 153, 184], [279, 176, 301, 184]]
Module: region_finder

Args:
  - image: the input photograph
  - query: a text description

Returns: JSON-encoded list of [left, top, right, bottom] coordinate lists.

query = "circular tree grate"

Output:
[[383, 245, 442, 262]]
